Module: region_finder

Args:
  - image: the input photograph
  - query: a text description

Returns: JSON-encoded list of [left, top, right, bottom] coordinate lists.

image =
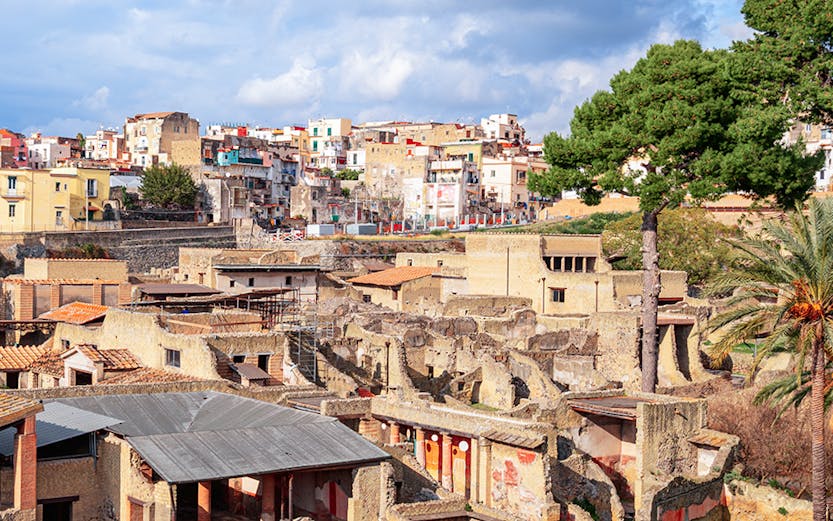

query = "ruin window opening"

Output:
[[575, 257, 585, 272], [285, 276, 293, 285], [258, 354, 270, 372], [363, 295, 371, 303], [232, 355, 245, 363], [73, 370, 93, 386], [427, 366, 434, 378], [165, 348, 181, 368], [248, 277, 255, 287], [564, 257, 573, 272]]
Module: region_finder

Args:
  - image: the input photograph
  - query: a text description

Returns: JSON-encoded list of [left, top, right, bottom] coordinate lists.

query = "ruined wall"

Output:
[[54, 309, 223, 380], [400, 276, 443, 316], [489, 442, 551, 520], [634, 398, 707, 512], [23, 258, 129, 281], [590, 312, 642, 391], [442, 295, 532, 317], [394, 252, 468, 270], [723, 480, 811, 521]]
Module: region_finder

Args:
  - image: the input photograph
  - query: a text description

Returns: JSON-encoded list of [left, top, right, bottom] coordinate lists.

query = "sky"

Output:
[[0, 0, 753, 142]]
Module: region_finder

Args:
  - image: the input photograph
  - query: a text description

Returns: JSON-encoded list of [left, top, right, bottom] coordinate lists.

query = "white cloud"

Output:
[[236, 60, 323, 107], [720, 21, 754, 42], [74, 86, 110, 111], [339, 50, 414, 100]]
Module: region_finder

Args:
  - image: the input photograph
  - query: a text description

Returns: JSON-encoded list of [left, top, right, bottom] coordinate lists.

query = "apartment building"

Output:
[[123, 111, 200, 167], [0, 166, 112, 232]]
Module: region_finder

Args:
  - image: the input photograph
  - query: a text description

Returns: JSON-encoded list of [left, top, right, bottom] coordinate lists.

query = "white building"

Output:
[[85, 129, 123, 161], [27, 141, 70, 169], [480, 113, 525, 144]]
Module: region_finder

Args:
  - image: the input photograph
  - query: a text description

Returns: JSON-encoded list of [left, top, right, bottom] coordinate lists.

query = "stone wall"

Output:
[[0, 226, 236, 273]]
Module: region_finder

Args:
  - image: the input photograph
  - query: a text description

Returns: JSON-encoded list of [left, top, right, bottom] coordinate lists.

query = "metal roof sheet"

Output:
[[128, 421, 388, 483], [52, 392, 388, 483], [230, 363, 271, 381], [0, 402, 121, 456]]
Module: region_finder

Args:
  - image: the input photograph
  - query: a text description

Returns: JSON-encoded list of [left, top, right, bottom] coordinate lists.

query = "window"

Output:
[[490, 170, 495, 177], [232, 355, 245, 363], [165, 348, 181, 368], [313, 141, 318, 151], [55, 182, 61, 192], [327, 127, 332, 136], [229, 280, 235, 288], [551, 288, 566, 303], [8, 176, 16, 191], [437, 260, 443, 267], [86, 179, 98, 197], [61, 339, 70, 349], [407, 259, 413, 266], [313, 128, 318, 136], [247, 277, 255, 287], [392, 289, 399, 300], [362, 294, 372, 303], [257, 354, 270, 372], [55, 210, 63, 226], [8, 204, 14, 218], [285, 276, 292, 285], [468, 152, 474, 161]]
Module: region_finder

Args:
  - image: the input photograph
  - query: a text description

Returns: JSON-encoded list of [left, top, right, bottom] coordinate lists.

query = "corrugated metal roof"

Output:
[[129, 421, 388, 483], [53, 392, 388, 483], [231, 363, 270, 380], [0, 402, 121, 456], [137, 284, 221, 296]]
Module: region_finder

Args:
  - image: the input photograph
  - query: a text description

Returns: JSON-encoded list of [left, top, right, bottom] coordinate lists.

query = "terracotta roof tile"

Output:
[[73, 346, 141, 370], [39, 302, 109, 325], [100, 368, 201, 385], [0, 345, 48, 370], [0, 393, 42, 426], [347, 266, 438, 287], [134, 111, 176, 120], [29, 350, 64, 377]]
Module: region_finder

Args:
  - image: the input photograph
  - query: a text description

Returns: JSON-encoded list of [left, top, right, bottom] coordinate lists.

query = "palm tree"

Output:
[[707, 198, 833, 521]]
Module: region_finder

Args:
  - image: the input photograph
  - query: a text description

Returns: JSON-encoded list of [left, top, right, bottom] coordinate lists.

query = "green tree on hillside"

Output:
[[602, 208, 740, 287], [528, 40, 818, 392], [139, 163, 198, 208]]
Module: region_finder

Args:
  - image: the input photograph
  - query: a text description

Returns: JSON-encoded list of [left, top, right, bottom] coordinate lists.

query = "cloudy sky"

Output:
[[0, 0, 752, 142]]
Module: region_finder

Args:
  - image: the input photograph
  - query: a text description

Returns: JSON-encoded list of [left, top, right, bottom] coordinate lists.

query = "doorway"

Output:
[[42, 500, 73, 521]]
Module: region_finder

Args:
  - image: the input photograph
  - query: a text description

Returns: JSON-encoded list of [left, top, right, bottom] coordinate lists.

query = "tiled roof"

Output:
[[101, 368, 201, 385], [347, 266, 438, 287], [71, 346, 141, 370], [0, 393, 42, 427], [0, 345, 48, 370], [29, 349, 64, 377], [134, 111, 176, 120], [39, 302, 109, 325]]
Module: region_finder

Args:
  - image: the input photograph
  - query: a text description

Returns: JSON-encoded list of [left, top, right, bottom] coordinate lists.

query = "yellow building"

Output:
[[0, 167, 112, 232]]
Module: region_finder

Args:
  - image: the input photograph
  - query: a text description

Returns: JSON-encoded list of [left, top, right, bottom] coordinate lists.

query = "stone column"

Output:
[[479, 439, 492, 508], [197, 481, 211, 521], [441, 433, 453, 491], [469, 438, 479, 502], [389, 422, 400, 445], [261, 474, 275, 521], [415, 428, 426, 466], [13, 416, 36, 511]]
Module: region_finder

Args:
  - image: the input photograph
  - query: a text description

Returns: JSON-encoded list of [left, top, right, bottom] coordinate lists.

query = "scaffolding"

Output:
[[126, 287, 333, 385]]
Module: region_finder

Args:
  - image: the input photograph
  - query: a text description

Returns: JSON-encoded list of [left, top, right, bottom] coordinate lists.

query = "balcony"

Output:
[[1, 187, 24, 200]]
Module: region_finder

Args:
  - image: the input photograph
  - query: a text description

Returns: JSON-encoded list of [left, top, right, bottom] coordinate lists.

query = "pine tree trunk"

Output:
[[641, 210, 661, 393], [811, 336, 827, 521]]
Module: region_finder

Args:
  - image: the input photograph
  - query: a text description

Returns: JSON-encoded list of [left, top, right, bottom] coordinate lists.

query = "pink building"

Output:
[[0, 129, 28, 168]]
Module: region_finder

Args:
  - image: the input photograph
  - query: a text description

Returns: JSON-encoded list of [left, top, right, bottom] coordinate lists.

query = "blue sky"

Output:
[[0, 0, 752, 141]]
